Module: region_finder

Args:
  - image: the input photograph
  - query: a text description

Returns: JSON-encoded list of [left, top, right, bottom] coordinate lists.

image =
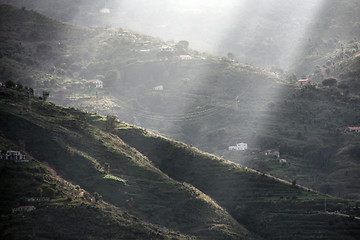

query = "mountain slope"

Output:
[[2, 84, 360, 239], [116, 126, 360, 239], [0, 87, 255, 239], [0, 136, 190, 240]]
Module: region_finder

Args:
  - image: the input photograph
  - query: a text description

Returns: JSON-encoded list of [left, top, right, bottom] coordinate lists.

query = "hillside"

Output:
[[1, 87, 360, 239], [3, 0, 360, 74], [0, 87, 255, 239], [0, 138, 189, 240], [1, 3, 360, 203]]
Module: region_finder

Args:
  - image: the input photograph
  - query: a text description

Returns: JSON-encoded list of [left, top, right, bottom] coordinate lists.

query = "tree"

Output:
[[178, 40, 189, 49], [322, 78, 337, 87], [28, 88, 34, 96], [42, 90, 50, 101], [104, 162, 110, 173], [36, 187, 43, 197], [16, 82, 23, 90], [94, 192, 102, 202], [337, 83, 348, 91], [156, 51, 173, 60], [105, 69, 120, 87], [227, 52, 235, 60], [267, 102, 275, 112], [5, 80, 16, 88], [106, 115, 117, 132]]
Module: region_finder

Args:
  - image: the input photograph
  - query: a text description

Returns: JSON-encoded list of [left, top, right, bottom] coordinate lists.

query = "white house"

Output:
[[99, 8, 110, 14], [153, 85, 164, 91], [279, 159, 287, 164], [179, 55, 193, 60], [228, 142, 247, 151], [161, 45, 173, 52], [94, 80, 103, 88], [12, 206, 36, 214], [87, 80, 103, 88], [1, 150, 28, 162]]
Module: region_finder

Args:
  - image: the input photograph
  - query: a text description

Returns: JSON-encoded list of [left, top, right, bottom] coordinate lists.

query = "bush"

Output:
[[346, 144, 360, 159], [5, 80, 16, 88]]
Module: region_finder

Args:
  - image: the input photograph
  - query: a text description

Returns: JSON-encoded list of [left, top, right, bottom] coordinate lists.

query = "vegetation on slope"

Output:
[[116, 126, 360, 240], [0, 87, 255, 239], [0, 137, 190, 240]]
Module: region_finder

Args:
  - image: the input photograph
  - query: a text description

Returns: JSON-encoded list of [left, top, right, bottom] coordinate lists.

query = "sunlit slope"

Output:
[[0, 137, 191, 239], [0, 88, 256, 240], [117, 127, 360, 240]]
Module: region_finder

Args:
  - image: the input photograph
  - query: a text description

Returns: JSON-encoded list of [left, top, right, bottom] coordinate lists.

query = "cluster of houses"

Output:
[[228, 142, 248, 151], [264, 149, 280, 158], [227, 143, 287, 164], [0, 150, 28, 162], [11, 197, 52, 214], [265, 149, 287, 164], [153, 85, 164, 91]]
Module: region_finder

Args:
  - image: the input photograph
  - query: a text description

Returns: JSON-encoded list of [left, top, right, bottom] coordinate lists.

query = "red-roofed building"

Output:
[[87, 80, 103, 88], [344, 127, 360, 133], [298, 79, 312, 86]]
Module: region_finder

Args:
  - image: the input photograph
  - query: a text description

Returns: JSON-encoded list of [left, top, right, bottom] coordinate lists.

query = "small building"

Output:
[[87, 79, 103, 88], [229, 142, 248, 151], [99, 8, 110, 14], [160, 45, 173, 52], [12, 206, 36, 214], [298, 79, 312, 87], [279, 159, 287, 164], [179, 55, 193, 60], [153, 85, 164, 91], [1, 150, 28, 162], [26, 197, 50, 202], [344, 127, 360, 133], [265, 150, 280, 158]]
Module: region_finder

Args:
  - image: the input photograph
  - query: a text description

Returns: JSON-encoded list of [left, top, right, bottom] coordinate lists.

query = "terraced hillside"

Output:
[[1, 86, 360, 239], [117, 126, 360, 239], [0, 87, 255, 239]]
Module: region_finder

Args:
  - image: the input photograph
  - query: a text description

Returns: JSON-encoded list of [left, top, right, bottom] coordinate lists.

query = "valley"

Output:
[[1, 2, 360, 239]]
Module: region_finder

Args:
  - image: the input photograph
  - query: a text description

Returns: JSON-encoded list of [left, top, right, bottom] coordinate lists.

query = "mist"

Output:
[[101, 0, 324, 69], [1, 0, 327, 70]]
